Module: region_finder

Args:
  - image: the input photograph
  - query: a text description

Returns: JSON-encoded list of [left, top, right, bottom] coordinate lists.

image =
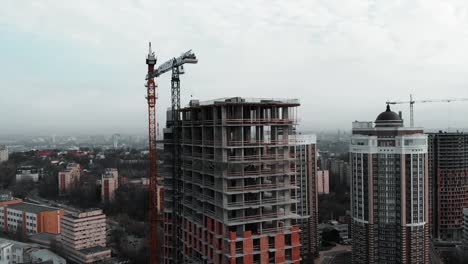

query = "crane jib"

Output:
[[151, 51, 197, 77], [144, 51, 198, 79]]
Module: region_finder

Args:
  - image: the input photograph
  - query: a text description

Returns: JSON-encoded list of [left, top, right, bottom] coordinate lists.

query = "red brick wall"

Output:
[[243, 231, 253, 264], [275, 232, 285, 263]]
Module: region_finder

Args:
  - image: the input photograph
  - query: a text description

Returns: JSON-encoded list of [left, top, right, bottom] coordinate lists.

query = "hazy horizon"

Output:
[[2, 0, 468, 135]]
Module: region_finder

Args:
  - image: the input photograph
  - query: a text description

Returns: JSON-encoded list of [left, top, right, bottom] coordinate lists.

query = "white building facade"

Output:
[[15, 166, 40, 182], [350, 106, 429, 264], [61, 209, 110, 263]]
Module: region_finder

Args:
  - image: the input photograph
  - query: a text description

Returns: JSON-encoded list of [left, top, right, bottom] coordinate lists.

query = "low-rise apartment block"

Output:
[[0, 146, 8, 163], [0, 237, 65, 264], [16, 166, 41, 182], [58, 163, 81, 195], [0, 202, 64, 236], [101, 168, 119, 203], [0, 191, 22, 207]]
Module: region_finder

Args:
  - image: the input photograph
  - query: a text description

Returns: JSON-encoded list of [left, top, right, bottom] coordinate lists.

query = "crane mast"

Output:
[[171, 64, 182, 264], [144, 43, 197, 264], [146, 42, 160, 264]]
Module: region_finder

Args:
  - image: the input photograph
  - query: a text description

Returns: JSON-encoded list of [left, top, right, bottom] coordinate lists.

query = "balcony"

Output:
[[179, 139, 216, 146], [226, 182, 297, 193], [226, 169, 294, 178], [223, 118, 297, 125], [204, 208, 215, 217], [227, 153, 295, 162], [228, 212, 289, 224], [227, 139, 289, 147], [227, 196, 297, 208]]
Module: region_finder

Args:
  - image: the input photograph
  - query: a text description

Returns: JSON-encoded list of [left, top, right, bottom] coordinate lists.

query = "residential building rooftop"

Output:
[[7, 202, 60, 214]]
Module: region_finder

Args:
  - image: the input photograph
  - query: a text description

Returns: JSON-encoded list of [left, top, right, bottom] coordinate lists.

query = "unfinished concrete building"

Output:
[[428, 132, 468, 241], [162, 97, 303, 264]]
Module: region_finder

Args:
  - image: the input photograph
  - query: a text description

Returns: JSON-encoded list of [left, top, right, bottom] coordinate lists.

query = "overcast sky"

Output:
[[1, 0, 468, 136]]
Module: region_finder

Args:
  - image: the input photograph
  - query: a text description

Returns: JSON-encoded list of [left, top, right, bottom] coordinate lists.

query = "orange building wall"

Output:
[[260, 236, 269, 264], [22, 213, 26, 235], [291, 226, 301, 263], [243, 231, 253, 264], [3, 209, 7, 232], [275, 232, 286, 263], [37, 209, 65, 234]]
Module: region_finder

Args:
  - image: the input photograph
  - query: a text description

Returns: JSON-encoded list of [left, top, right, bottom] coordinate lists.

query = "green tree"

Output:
[[11, 179, 35, 199], [0, 161, 16, 188], [38, 165, 59, 199]]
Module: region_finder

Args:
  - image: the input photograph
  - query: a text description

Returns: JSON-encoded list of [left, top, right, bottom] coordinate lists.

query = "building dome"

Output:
[[375, 105, 403, 127]]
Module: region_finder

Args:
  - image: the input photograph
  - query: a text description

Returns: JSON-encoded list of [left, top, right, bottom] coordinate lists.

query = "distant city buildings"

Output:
[[330, 159, 350, 188], [0, 145, 8, 163], [293, 134, 319, 262], [60, 209, 111, 263], [428, 132, 468, 242], [122, 177, 149, 186], [350, 106, 429, 263], [112, 133, 120, 149], [15, 166, 41, 182], [101, 168, 119, 203], [58, 163, 81, 195], [317, 170, 330, 194]]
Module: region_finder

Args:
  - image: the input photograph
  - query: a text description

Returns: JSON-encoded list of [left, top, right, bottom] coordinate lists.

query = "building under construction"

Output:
[[428, 132, 468, 241], [161, 97, 315, 263]]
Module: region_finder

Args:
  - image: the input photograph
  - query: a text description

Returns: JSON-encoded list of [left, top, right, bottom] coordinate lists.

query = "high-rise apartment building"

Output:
[[463, 208, 468, 251], [58, 163, 81, 195], [101, 168, 119, 203], [330, 159, 350, 187], [428, 132, 468, 241], [0, 146, 8, 163], [292, 134, 319, 262], [317, 170, 330, 194], [162, 97, 303, 264], [60, 209, 111, 263], [350, 105, 429, 263]]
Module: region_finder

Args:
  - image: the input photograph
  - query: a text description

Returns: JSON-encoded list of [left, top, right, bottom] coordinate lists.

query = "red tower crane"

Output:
[[145, 42, 159, 264], [145, 43, 197, 264]]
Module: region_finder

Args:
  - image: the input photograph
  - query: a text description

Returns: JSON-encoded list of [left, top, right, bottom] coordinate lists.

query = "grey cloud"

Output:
[[1, 0, 468, 135]]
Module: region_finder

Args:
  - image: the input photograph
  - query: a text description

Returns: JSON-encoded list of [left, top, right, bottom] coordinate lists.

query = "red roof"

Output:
[[37, 150, 53, 157]]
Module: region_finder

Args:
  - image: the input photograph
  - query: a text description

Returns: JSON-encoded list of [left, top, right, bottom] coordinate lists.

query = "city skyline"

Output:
[[2, 1, 468, 135], [4, 1, 468, 263]]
